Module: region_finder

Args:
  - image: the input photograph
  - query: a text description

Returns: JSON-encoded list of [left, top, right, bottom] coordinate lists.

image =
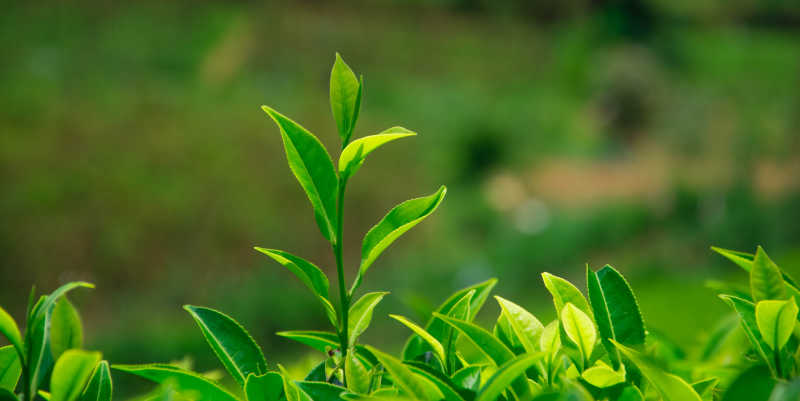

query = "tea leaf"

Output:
[[404, 363, 465, 401], [112, 364, 239, 401], [345, 353, 370, 394], [262, 105, 338, 243], [750, 246, 786, 302], [494, 296, 544, 354], [278, 365, 304, 401], [586, 264, 645, 368], [719, 364, 774, 401], [184, 305, 268, 387], [0, 307, 23, 362], [0, 346, 21, 391], [339, 129, 416, 180], [712, 246, 800, 290], [330, 53, 362, 146], [50, 350, 101, 401], [613, 341, 702, 401], [296, 381, 346, 401], [719, 295, 774, 373], [475, 353, 542, 401], [755, 298, 798, 350], [276, 331, 377, 366], [0, 389, 16, 401], [354, 186, 446, 291], [542, 273, 591, 319], [50, 297, 83, 361], [78, 361, 112, 401], [433, 314, 513, 366], [349, 292, 389, 346], [451, 366, 481, 391], [389, 315, 445, 364], [365, 346, 443, 401], [304, 361, 327, 382], [561, 303, 596, 363], [245, 372, 283, 401], [581, 361, 625, 388], [254, 248, 337, 327], [540, 321, 561, 354]]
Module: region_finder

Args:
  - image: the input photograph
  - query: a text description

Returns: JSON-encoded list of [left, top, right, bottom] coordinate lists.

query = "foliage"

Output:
[[3, 54, 800, 401]]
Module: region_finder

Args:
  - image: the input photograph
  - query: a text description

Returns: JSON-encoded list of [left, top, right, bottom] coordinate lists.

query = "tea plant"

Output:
[[4, 54, 800, 401]]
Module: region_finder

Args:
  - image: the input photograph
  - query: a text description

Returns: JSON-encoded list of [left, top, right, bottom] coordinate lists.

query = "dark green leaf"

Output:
[[329, 53, 362, 146], [50, 297, 83, 361], [112, 364, 239, 401], [262, 105, 338, 243], [78, 361, 112, 401], [354, 186, 446, 291], [613, 341, 702, 401], [50, 350, 101, 401], [304, 361, 327, 382], [296, 381, 346, 401], [245, 372, 283, 401], [184, 305, 268, 387], [720, 364, 774, 401], [0, 389, 16, 401]]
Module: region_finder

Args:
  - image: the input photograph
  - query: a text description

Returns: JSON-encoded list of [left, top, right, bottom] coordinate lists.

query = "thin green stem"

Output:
[[334, 177, 350, 369]]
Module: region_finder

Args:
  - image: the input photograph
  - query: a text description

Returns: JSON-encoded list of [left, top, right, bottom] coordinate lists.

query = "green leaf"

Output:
[[540, 321, 561, 354], [542, 273, 591, 319], [613, 341, 702, 401], [275, 331, 377, 366], [494, 296, 544, 354], [245, 372, 283, 401], [389, 315, 445, 364], [586, 265, 645, 369], [580, 361, 625, 388], [329, 52, 362, 146], [561, 303, 596, 363], [0, 389, 16, 401], [112, 364, 239, 401], [304, 361, 327, 382], [349, 292, 389, 346], [755, 298, 798, 351], [711, 247, 756, 272], [184, 305, 268, 387], [339, 129, 416, 180], [451, 366, 481, 391], [404, 363, 465, 401], [433, 314, 514, 366], [50, 297, 83, 361], [719, 295, 774, 372], [691, 377, 718, 400], [296, 381, 346, 401], [27, 282, 94, 399], [254, 249, 336, 326], [365, 346, 443, 401], [277, 365, 304, 401], [345, 353, 370, 394], [0, 308, 23, 363], [354, 186, 447, 291], [0, 346, 21, 392], [617, 386, 644, 401], [50, 350, 101, 401], [262, 105, 339, 243], [78, 361, 112, 401], [750, 246, 786, 302], [475, 353, 542, 401], [402, 278, 497, 361], [720, 364, 774, 401]]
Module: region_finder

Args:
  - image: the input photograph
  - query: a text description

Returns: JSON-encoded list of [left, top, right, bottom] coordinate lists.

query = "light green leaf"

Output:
[[277, 365, 304, 401], [345, 353, 370, 394], [112, 364, 239, 401], [586, 264, 645, 369], [691, 377, 718, 401], [0, 308, 23, 362], [617, 386, 644, 401], [540, 320, 561, 355], [389, 315, 445, 364], [354, 186, 446, 291], [581, 361, 626, 388], [475, 353, 542, 401], [0, 346, 21, 392], [339, 129, 416, 180], [78, 361, 112, 401], [756, 298, 798, 350], [365, 346, 443, 401], [561, 303, 596, 363], [404, 364, 465, 401], [451, 366, 481, 391], [613, 340, 702, 401], [184, 305, 268, 387], [349, 292, 388, 346], [245, 372, 283, 401], [262, 105, 338, 243], [712, 246, 800, 290], [50, 350, 101, 401], [433, 314, 514, 366], [296, 381, 346, 401], [275, 331, 377, 366], [329, 52, 362, 146], [50, 297, 83, 361], [494, 296, 543, 354], [750, 246, 786, 302], [719, 295, 775, 373], [542, 273, 591, 319]]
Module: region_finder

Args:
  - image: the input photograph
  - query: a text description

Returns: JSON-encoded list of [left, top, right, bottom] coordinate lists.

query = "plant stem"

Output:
[[334, 177, 350, 368]]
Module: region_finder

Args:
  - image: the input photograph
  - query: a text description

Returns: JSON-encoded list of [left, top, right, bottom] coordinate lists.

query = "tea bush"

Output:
[[1, 55, 798, 401]]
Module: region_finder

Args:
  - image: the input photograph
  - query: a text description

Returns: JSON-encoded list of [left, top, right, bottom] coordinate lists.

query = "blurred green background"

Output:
[[1, 0, 799, 392]]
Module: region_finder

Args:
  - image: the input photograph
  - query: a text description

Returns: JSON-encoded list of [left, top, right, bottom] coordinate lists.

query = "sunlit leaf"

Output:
[[339, 129, 416, 180], [494, 296, 543, 354], [112, 364, 239, 401], [349, 292, 388, 346], [561, 303, 596, 364], [78, 361, 112, 401], [613, 341, 702, 401], [50, 350, 101, 401], [50, 297, 83, 361], [389, 315, 445, 364], [365, 346, 442, 401], [475, 353, 542, 401], [750, 246, 786, 302], [581, 361, 625, 388], [755, 298, 798, 351], [329, 53, 362, 146], [0, 346, 21, 392], [542, 273, 591, 319]]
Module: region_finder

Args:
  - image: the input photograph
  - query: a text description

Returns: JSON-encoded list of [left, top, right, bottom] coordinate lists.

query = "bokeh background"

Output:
[[2, 0, 799, 394]]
